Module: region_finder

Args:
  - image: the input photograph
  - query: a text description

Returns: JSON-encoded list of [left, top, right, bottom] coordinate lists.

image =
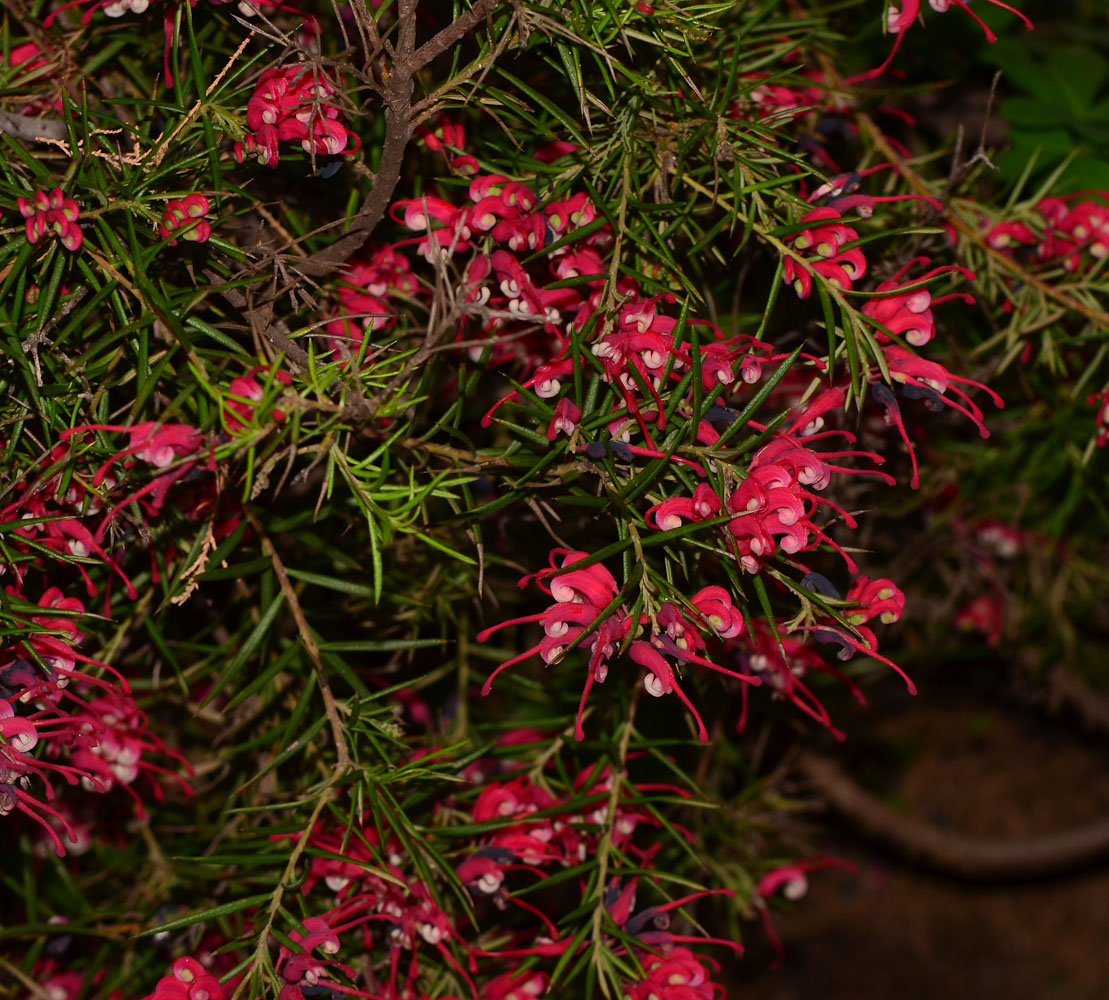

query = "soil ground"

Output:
[[734, 684, 1109, 999]]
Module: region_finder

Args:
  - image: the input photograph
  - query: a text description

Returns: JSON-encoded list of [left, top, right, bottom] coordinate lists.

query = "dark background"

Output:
[[734, 4, 1109, 996]]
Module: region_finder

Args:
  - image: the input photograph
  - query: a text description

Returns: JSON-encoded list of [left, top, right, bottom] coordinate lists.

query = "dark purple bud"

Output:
[[800, 572, 841, 600], [704, 405, 738, 425], [871, 382, 900, 413], [901, 383, 945, 411], [474, 846, 516, 863], [609, 440, 634, 463]]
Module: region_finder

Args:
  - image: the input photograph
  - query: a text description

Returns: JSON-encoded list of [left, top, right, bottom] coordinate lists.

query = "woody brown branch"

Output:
[[216, 0, 504, 360]]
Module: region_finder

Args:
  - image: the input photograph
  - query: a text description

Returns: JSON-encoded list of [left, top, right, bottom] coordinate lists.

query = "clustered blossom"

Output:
[[367, 138, 984, 514], [159, 194, 212, 245], [477, 550, 760, 741], [863, 259, 977, 348], [0, 588, 187, 855], [243, 743, 738, 1000], [3, 3, 1056, 990], [455, 765, 671, 900], [982, 193, 1109, 445], [417, 118, 479, 175], [0, 422, 232, 851], [142, 956, 230, 1000], [623, 947, 722, 1000], [0, 361, 301, 856], [237, 62, 359, 167], [986, 194, 1109, 274], [324, 246, 419, 359], [18, 188, 83, 252], [782, 207, 866, 298], [310, 127, 1000, 744]]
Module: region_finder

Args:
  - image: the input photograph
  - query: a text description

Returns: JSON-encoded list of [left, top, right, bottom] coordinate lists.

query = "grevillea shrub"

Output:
[[1, 0, 1107, 997]]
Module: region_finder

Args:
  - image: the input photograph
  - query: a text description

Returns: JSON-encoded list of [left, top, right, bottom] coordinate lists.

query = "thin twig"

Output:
[[245, 507, 352, 772], [228, 782, 338, 1000], [590, 687, 640, 998], [149, 31, 256, 167]]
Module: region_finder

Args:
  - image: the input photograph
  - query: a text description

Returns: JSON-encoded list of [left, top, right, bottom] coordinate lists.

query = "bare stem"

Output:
[[245, 507, 353, 773]]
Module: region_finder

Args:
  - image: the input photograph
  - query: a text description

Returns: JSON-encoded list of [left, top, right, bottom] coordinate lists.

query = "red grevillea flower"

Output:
[[862, 258, 976, 348], [142, 956, 230, 1000], [478, 550, 760, 742], [622, 946, 723, 1000], [159, 194, 212, 245], [60, 421, 209, 543], [18, 188, 82, 252], [754, 857, 855, 967], [237, 62, 359, 167], [477, 549, 630, 740], [880, 343, 1004, 440], [225, 366, 293, 433], [66, 692, 194, 815], [782, 207, 866, 299]]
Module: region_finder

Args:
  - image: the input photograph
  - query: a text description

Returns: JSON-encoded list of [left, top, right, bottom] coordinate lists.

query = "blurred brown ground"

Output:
[[733, 699, 1109, 999]]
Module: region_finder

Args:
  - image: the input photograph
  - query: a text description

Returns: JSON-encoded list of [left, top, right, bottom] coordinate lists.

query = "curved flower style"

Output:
[[477, 550, 758, 742], [873, 0, 1033, 78]]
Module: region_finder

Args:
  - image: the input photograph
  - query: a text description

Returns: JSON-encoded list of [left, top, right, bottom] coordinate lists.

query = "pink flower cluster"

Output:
[[782, 207, 865, 298], [477, 550, 759, 742], [335, 135, 993, 529], [18, 188, 82, 252], [319, 133, 1002, 746], [456, 766, 667, 899], [159, 194, 212, 245], [255, 745, 736, 1000], [987, 194, 1109, 273], [0, 420, 239, 851], [417, 118, 479, 175], [238, 63, 358, 167], [624, 947, 722, 1000], [863, 259, 976, 348], [722, 431, 885, 575], [142, 956, 228, 1000], [0, 588, 189, 855], [324, 246, 419, 358]]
